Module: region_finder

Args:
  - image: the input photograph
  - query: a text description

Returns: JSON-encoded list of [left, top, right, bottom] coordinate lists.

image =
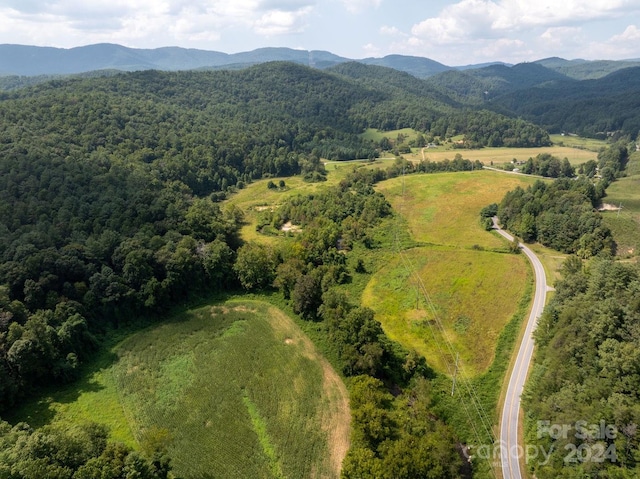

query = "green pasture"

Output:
[[8, 301, 349, 479], [360, 127, 422, 144], [600, 156, 640, 258], [360, 170, 537, 377], [406, 145, 598, 166], [549, 133, 608, 151], [375, 170, 540, 249], [362, 247, 527, 376]]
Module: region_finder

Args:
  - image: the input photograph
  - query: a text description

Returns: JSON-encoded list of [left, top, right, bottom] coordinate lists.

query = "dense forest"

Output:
[[523, 258, 640, 478], [427, 62, 640, 139]]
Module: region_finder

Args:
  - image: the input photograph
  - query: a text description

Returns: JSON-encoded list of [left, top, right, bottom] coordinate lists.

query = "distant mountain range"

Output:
[[2, 43, 640, 81]]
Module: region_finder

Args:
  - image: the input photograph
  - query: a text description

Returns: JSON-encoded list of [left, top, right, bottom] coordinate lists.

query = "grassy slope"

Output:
[[363, 170, 538, 376], [600, 151, 640, 258], [409, 145, 598, 166], [377, 171, 539, 248], [8, 300, 349, 479], [228, 164, 355, 245], [363, 247, 527, 375]]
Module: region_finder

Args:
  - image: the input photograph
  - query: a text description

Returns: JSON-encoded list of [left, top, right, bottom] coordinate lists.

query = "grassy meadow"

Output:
[[375, 170, 539, 249], [362, 247, 528, 376], [601, 151, 640, 258], [362, 128, 601, 166], [8, 300, 349, 479], [549, 133, 608, 151], [360, 170, 537, 377], [410, 145, 598, 166]]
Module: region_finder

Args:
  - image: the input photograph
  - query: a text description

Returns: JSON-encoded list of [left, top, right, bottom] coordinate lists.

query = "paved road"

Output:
[[493, 217, 548, 479]]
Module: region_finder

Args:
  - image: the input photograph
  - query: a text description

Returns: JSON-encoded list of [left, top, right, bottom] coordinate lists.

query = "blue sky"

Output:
[[1, 0, 640, 65]]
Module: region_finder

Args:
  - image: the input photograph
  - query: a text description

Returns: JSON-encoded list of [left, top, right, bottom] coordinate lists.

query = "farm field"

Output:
[[8, 300, 349, 479], [362, 170, 536, 377], [408, 144, 598, 166], [375, 170, 540, 249], [549, 133, 608, 151], [362, 128, 601, 165], [600, 153, 640, 258], [362, 247, 527, 376]]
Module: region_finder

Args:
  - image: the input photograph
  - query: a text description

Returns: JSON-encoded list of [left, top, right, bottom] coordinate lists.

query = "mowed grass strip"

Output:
[[112, 300, 349, 479], [362, 247, 527, 376], [375, 170, 539, 249]]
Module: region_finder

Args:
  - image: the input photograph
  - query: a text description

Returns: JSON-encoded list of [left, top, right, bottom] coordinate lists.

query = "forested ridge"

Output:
[[427, 62, 640, 139]]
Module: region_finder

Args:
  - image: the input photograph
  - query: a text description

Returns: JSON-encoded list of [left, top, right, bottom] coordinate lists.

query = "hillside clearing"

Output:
[[8, 300, 349, 479], [360, 170, 535, 377]]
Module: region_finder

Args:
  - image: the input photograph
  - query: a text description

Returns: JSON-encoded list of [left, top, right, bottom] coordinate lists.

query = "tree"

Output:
[[233, 242, 277, 290], [274, 258, 305, 300], [292, 271, 323, 320], [201, 239, 234, 288]]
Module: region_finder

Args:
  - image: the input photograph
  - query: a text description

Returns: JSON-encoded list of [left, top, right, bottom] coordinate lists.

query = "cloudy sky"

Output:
[[1, 0, 640, 65]]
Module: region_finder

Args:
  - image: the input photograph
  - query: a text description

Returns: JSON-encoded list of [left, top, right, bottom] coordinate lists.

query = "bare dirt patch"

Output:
[[232, 305, 256, 313], [281, 221, 302, 233], [210, 306, 230, 316], [599, 203, 622, 211]]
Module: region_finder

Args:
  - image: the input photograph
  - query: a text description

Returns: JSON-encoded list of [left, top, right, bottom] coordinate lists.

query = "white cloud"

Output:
[[0, 0, 317, 48], [610, 24, 640, 42], [587, 24, 640, 59], [380, 25, 406, 37], [539, 26, 585, 51], [254, 6, 313, 35], [411, 0, 640, 46], [340, 0, 382, 14]]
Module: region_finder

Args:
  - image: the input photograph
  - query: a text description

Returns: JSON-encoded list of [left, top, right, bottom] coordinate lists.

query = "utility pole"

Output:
[[451, 352, 459, 396], [618, 202, 623, 218]]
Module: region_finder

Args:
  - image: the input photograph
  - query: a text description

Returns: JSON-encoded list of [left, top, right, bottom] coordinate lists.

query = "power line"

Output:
[[394, 170, 498, 478]]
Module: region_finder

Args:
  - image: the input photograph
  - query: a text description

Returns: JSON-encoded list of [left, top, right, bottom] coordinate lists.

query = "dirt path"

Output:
[[266, 305, 351, 479]]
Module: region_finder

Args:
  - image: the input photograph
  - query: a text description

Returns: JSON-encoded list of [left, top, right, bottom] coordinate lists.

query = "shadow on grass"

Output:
[[2, 289, 253, 429], [3, 348, 119, 428]]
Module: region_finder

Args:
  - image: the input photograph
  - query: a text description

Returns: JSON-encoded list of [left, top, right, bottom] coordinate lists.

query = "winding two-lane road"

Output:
[[493, 217, 548, 479]]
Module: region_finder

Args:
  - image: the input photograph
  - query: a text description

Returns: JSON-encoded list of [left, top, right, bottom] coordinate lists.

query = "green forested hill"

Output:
[[487, 66, 640, 137], [427, 61, 640, 138]]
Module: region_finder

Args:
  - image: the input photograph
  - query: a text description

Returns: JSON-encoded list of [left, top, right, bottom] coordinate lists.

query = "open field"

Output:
[[8, 300, 349, 479], [361, 127, 422, 144], [375, 170, 540, 249], [227, 163, 357, 244], [360, 170, 537, 377], [600, 154, 640, 258], [549, 133, 608, 151], [406, 145, 598, 166], [362, 247, 528, 376]]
